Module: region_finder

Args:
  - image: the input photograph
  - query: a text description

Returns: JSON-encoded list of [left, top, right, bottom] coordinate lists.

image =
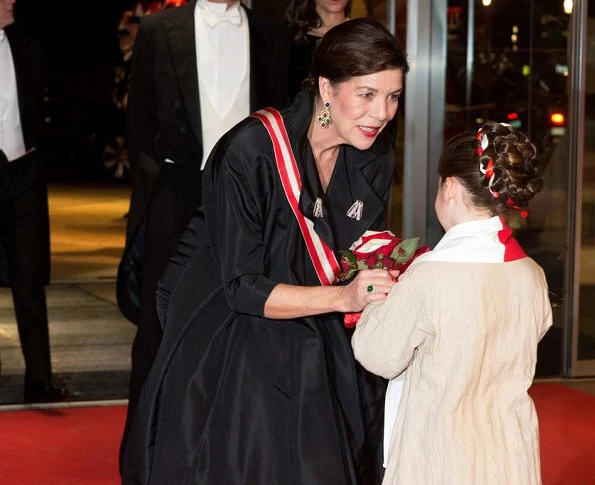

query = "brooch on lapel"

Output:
[[313, 197, 324, 218], [346, 200, 364, 221]]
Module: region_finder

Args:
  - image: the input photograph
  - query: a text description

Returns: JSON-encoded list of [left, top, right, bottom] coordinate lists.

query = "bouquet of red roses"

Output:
[[339, 230, 430, 328]]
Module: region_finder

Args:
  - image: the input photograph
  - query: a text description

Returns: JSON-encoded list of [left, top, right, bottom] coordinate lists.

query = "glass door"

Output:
[[403, 0, 594, 377], [442, 0, 573, 377], [573, 0, 595, 374]]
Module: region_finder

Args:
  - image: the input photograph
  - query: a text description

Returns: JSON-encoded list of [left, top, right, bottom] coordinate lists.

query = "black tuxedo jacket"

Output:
[[126, 2, 291, 239], [0, 28, 46, 288], [118, 2, 290, 322]]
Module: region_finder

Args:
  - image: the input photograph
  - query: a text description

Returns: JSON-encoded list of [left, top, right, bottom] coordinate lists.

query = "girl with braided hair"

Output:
[[352, 121, 552, 485]]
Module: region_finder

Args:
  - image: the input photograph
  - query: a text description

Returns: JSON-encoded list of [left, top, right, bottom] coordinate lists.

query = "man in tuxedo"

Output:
[[119, 0, 290, 445], [0, 0, 67, 403]]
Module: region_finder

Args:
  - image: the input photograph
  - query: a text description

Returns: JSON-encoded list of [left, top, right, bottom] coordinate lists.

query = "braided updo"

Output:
[[438, 121, 546, 216]]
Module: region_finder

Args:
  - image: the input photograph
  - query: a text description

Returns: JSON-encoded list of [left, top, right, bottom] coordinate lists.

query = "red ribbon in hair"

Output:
[[484, 159, 495, 180], [506, 198, 529, 218]]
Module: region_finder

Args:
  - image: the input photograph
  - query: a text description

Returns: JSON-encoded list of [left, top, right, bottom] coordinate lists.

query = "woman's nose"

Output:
[[372, 100, 389, 122]]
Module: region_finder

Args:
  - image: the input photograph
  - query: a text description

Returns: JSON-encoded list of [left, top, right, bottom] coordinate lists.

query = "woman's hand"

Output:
[[263, 269, 400, 320], [338, 269, 397, 313]]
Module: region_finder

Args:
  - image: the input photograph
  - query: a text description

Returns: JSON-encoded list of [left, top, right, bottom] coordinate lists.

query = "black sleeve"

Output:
[[203, 137, 278, 317], [157, 126, 278, 322]]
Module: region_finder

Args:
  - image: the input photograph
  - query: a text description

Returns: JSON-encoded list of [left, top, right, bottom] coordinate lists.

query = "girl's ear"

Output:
[[442, 176, 457, 203]]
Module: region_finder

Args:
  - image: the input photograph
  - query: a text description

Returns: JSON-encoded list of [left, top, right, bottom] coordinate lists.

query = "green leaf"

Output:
[[391, 237, 419, 263], [357, 260, 369, 270], [339, 250, 357, 264]]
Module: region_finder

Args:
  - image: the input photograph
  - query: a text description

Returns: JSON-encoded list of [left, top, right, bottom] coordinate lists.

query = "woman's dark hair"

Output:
[[303, 18, 409, 89], [285, 0, 352, 44], [438, 121, 546, 216]]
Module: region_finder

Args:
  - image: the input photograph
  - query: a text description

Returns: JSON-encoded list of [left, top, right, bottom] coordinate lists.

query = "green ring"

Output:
[[366, 285, 374, 294]]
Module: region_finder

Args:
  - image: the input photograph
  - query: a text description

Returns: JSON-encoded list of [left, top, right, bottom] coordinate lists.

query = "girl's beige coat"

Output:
[[353, 259, 552, 485]]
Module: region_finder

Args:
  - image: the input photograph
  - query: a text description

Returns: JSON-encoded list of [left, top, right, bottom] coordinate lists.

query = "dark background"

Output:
[[11, 0, 292, 181], [13, 1, 132, 181], [14, 0, 124, 63]]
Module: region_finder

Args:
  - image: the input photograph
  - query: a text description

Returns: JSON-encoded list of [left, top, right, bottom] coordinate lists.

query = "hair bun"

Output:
[[481, 122, 545, 209]]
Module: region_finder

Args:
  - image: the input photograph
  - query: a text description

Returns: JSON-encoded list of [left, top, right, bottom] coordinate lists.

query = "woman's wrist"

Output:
[[264, 283, 348, 319], [333, 285, 350, 313]]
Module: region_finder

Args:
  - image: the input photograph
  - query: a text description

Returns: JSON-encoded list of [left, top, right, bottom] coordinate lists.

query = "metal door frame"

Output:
[[402, 0, 446, 246], [402, 0, 595, 377], [568, 0, 595, 376]]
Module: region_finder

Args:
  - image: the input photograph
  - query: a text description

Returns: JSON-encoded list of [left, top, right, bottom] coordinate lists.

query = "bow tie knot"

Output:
[[201, 5, 242, 28]]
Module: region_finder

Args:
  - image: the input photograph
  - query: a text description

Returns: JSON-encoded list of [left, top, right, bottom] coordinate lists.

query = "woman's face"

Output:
[[315, 0, 349, 15], [321, 68, 403, 150]]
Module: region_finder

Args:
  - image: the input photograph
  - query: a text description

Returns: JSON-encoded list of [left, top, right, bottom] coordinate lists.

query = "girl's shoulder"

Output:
[[402, 257, 548, 294]]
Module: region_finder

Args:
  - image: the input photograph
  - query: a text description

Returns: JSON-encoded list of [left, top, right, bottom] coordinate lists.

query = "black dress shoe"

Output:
[[24, 383, 69, 403]]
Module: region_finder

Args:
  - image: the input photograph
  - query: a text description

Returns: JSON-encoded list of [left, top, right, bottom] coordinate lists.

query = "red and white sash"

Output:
[[252, 108, 340, 286]]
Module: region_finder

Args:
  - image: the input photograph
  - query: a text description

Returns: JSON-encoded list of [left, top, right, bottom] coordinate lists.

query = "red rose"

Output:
[[364, 254, 379, 269], [340, 257, 353, 273]]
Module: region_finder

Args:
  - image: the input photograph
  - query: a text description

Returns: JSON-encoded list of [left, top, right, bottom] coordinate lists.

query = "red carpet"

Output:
[[0, 384, 593, 484], [529, 383, 595, 485], [0, 405, 125, 485]]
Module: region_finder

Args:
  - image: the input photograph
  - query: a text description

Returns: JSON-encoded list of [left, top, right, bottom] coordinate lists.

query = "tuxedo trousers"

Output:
[[121, 162, 203, 465], [0, 150, 52, 390]]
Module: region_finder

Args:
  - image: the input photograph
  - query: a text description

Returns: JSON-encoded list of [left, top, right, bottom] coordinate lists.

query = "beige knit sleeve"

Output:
[[351, 273, 432, 379]]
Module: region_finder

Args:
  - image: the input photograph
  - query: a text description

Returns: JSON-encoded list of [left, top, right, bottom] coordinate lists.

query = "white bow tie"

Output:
[[201, 5, 242, 28], [0, 30, 5, 42]]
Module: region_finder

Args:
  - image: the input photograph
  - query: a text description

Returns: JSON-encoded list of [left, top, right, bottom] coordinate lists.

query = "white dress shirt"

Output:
[[194, 0, 250, 170], [0, 29, 27, 162]]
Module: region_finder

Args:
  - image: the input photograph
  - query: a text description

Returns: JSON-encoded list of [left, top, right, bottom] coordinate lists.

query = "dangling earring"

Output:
[[316, 102, 331, 128]]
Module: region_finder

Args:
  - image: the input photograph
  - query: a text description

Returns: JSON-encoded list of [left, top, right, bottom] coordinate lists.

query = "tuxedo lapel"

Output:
[[245, 8, 272, 111], [164, 7, 202, 143]]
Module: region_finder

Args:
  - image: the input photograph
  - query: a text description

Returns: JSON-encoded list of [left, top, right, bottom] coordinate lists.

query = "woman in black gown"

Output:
[[286, 0, 351, 100], [121, 18, 409, 485]]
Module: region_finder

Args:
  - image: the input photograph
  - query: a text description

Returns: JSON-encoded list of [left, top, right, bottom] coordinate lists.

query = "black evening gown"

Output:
[[121, 90, 395, 485]]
